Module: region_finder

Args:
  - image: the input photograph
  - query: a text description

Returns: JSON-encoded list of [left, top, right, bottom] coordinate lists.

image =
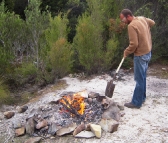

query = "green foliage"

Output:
[[134, 3, 153, 17], [73, 0, 125, 73], [66, 0, 87, 43], [67, 0, 80, 5], [0, 80, 13, 105], [104, 39, 119, 69], [108, 18, 128, 59], [43, 14, 73, 78], [2, 0, 15, 12], [100, 0, 123, 19], [45, 14, 69, 49], [0, 0, 167, 94], [73, 0, 104, 74], [152, 0, 168, 60], [122, 56, 133, 69], [20, 91, 35, 104], [7, 62, 38, 87], [25, 0, 50, 68], [73, 14, 104, 74], [0, 46, 11, 74], [14, 62, 37, 77], [0, 1, 28, 75], [48, 38, 73, 77]]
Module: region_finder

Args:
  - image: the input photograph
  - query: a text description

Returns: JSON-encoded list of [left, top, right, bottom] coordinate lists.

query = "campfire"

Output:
[[57, 90, 107, 125], [59, 92, 86, 116], [4, 90, 124, 140]]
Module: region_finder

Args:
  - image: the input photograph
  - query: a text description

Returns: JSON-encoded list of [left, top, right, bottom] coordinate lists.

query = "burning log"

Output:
[[60, 98, 81, 117], [59, 93, 86, 117]]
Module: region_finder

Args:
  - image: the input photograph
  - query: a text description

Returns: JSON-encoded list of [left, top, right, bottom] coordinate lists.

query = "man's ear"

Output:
[[126, 15, 130, 18]]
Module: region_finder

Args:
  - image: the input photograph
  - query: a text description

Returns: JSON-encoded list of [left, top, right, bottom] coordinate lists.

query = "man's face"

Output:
[[120, 14, 130, 24]]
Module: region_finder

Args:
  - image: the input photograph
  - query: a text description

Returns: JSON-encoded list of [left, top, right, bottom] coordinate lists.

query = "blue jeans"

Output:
[[131, 52, 151, 107]]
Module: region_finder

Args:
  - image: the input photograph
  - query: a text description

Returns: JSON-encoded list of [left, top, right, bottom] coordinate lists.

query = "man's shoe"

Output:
[[124, 102, 140, 109]]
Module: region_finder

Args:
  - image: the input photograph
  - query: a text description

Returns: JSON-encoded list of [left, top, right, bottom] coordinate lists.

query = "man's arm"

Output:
[[124, 25, 138, 57], [145, 18, 155, 27]]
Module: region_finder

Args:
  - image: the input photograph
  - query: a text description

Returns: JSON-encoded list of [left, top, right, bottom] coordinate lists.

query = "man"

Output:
[[119, 9, 155, 108]]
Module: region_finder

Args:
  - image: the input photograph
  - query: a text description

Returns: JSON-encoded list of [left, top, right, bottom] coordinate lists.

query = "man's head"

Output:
[[120, 9, 134, 24]]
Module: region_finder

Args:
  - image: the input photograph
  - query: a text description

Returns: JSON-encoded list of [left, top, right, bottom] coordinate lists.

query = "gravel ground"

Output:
[[0, 67, 168, 143]]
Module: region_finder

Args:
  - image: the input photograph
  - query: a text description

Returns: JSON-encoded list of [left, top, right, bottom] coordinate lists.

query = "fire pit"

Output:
[[5, 90, 123, 140], [58, 91, 105, 125]]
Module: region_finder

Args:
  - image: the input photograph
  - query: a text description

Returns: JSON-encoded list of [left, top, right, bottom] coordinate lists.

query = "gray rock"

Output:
[[99, 119, 119, 133], [88, 92, 100, 98], [36, 119, 48, 129], [28, 108, 42, 119], [75, 131, 95, 138], [60, 91, 75, 97], [73, 123, 85, 136], [116, 102, 124, 110], [13, 120, 22, 129], [102, 103, 120, 121], [90, 124, 101, 138], [15, 127, 25, 137], [87, 98, 93, 103], [48, 123, 61, 135], [56, 123, 77, 136], [25, 117, 35, 135], [17, 105, 28, 113], [4, 111, 15, 119], [0, 112, 4, 120], [24, 137, 42, 143]]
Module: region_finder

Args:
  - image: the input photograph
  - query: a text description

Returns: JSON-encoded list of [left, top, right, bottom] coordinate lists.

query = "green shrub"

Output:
[[15, 62, 37, 77], [48, 38, 73, 78], [43, 14, 72, 78], [104, 38, 119, 70], [73, 14, 105, 74], [0, 81, 13, 105], [11, 62, 38, 86], [0, 46, 11, 75]]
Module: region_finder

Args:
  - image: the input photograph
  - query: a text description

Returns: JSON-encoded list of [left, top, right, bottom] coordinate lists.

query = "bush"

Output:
[[15, 62, 37, 77], [0, 46, 11, 75], [8, 62, 38, 87], [73, 14, 105, 74], [104, 38, 119, 70], [48, 38, 73, 78], [0, 81, 13, 105]]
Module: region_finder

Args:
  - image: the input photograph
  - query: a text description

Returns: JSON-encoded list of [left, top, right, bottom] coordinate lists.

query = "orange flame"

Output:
[[60, 92, 85, 115]]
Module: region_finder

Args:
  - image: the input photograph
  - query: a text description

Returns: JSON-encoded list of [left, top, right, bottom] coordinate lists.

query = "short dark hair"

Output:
[[121, 9, 133, 17]]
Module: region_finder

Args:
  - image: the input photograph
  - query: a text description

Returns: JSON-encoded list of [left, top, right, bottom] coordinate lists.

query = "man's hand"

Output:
[[123, 51, 127, 58]]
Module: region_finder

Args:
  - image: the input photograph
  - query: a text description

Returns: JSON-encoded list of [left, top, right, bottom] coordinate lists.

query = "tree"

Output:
[[44, 14, 73, 78], [73, 0, 123, 73], [24, 0, 50, 68], [0, 0, 16, 12], [0, 1, 27, 74]]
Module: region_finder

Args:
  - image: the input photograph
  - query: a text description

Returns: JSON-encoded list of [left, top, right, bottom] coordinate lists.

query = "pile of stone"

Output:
[[3, 91, 125, 142]]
